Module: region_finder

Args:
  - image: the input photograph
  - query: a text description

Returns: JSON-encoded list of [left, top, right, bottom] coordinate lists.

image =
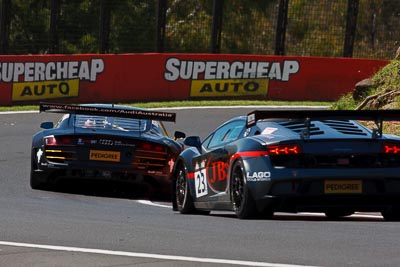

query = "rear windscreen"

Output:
[[73, 115, 148, 132]]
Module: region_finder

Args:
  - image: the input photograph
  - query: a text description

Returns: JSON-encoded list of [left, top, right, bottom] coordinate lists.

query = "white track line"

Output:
[[137, 200, 171, 208], [0, 110, 38, 115], [0, 241, 319, 267]]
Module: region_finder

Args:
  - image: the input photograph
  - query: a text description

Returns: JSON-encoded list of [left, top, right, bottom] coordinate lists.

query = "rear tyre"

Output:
[[30, 150, 48, 190], [30, 169, 48, 190], [382, 206, 400, 221], [230, 160, 258, 219], [175, 163, 195, 214]]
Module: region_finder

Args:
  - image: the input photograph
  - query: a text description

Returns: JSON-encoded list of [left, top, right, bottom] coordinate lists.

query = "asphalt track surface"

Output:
[[0, 107, 399, 267]]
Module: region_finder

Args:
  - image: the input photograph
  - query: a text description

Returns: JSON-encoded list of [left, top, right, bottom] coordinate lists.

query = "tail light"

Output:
[[44, 135, 73, 146], [267, 143, 302, 155], [137, 142, 166, 153], [382, 143, 400, 154]]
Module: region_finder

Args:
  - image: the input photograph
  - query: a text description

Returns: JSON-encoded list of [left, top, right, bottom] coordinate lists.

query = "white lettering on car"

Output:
[[36, 149, 43, 163], [247, 171, 271, 181]]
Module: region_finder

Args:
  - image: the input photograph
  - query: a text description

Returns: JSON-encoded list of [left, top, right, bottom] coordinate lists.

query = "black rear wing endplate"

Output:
[[40, 102, 176, 122]]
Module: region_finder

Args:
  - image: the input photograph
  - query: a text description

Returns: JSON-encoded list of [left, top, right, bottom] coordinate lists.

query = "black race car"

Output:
[[31, 103, 185, 195], [172, 109, 400, 220]]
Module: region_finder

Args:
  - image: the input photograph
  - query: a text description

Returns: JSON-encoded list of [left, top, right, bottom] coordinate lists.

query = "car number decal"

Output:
[[195, 169, 208, 198], [194, 161, 208, 198]]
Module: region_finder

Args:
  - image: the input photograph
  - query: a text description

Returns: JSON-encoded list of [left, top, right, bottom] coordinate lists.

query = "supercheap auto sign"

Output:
[[164, 57, 300, 98], [1, 59, 104, 101], [0, 53, 389, 106]]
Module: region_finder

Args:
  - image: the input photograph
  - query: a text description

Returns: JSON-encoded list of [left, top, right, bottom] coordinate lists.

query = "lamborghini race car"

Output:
[[173, 109, 400, 220], [31, 103, 185, 194]]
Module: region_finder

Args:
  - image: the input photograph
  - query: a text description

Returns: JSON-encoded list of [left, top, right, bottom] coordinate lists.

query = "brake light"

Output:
[[154, 145, 165, 152], [268, 144, 302, 155], [382, 143, 400, 154], [44, 135, 73, 146], [141, 143, 152, 150], [138, 142, 166, 153]]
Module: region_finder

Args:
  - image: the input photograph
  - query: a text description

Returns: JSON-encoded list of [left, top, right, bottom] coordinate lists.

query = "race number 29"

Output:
[[194, 169, 208, 198]]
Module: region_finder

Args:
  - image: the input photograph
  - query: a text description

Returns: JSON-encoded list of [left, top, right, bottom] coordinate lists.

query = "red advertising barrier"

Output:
[[0, 53, 389, 106]]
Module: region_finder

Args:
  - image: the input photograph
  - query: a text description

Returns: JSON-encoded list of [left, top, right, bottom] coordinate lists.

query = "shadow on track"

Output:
[[45, 179, 172, 202], [208, 212, 384, 222]]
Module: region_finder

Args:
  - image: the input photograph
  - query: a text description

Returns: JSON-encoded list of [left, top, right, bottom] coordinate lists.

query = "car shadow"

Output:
[[47, 179, 171, 202], [208, 212, 384, 222]]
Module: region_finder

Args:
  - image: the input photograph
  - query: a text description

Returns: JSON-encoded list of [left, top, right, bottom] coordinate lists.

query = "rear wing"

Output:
[[39, 102, 176, 122], [247, 109, 400, 137]]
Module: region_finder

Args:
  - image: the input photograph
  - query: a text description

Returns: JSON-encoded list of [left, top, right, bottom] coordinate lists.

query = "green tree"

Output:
[[8, 0, 50, 54], [109, 0, 156, 53], [58, 0, 100, 53]]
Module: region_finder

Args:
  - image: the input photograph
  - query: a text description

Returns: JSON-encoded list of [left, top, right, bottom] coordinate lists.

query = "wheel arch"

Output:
[[172, 149, 199, 200], [228, 153, 271, 212]]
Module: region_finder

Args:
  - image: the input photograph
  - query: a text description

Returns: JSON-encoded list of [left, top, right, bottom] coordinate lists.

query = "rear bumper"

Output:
[[34, 162, 172, 187], [252, 175, 400, 213]]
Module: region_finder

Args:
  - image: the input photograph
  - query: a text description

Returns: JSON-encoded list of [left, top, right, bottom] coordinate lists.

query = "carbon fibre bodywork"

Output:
[[31, 103, 184, 195], [173, 109, 400, 220]]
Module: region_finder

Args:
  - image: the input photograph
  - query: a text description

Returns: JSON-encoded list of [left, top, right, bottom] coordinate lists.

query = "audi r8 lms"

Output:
[[31, 103, 185, 196], [173, 109, 400, 220]]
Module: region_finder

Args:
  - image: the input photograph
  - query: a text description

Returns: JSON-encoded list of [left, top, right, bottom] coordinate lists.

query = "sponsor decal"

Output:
[[261, 127, 278, 135], [89, 150, 120, 162], [206, 159, 228, 192], [0, 59, 104, 102], [324, 180, 362, 194], [12, 79, 79, 101], [247, 171, 271, 182], [40, 103, 176, 122], [190, 79, 268, 97], [164, 58, 300, 98]]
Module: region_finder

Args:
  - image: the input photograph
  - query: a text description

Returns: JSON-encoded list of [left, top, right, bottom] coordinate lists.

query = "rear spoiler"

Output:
[[247, 109, 400, 137], [39, 102, 176, 122]]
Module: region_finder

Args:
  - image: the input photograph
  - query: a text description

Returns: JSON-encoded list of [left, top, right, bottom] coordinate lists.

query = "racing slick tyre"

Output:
[[230, 160, 259, 219], [382, 206, 400, 221], [30, 151, 48, 190], [30, 169, 48, 190], [175, 163, 196, 214]]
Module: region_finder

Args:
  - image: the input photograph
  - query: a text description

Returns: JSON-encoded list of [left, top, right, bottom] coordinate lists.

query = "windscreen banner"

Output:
[[0, 53, 389, 106]]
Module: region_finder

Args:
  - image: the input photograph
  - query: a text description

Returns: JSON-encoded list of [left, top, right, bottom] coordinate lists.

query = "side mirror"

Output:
[[40, 122, 54, 129], [184, 136, 202, 152], [174, 131, 186, 140]]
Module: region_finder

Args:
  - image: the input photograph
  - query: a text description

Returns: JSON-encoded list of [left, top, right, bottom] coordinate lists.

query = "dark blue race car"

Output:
[[31, 103, 185, 195], [172, 109, 400, 220]]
